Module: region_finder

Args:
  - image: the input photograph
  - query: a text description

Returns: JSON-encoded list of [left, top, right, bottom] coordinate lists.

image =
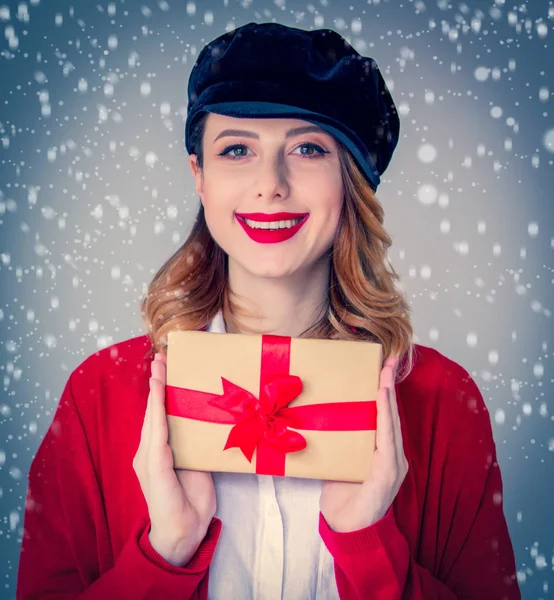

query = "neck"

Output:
[[224, 256, 331, 338]]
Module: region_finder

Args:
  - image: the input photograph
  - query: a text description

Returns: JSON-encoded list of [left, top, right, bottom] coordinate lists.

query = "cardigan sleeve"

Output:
[[319, 360, 521, 600], [16, 371, 222, 600]]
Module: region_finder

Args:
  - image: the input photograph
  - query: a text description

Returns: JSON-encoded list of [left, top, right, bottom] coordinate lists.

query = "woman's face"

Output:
[[189, 113, 344, 280]]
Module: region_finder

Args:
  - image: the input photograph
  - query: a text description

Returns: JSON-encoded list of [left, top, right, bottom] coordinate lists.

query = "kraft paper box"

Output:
[[165, 330, 382, 482]]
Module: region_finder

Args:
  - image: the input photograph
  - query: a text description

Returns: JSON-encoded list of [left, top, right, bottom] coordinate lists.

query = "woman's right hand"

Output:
[[133, 352, 216, 566]]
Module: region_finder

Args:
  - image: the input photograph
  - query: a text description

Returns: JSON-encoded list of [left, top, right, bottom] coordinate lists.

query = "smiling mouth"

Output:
[[237, 215, 307, 230]]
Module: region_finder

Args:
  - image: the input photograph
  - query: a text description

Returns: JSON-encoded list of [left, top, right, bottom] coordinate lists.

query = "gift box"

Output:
[[164, 330, 382, 482]]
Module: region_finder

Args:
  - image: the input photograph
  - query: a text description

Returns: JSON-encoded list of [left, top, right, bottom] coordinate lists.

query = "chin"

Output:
[[243, 263, 297, 279], [230, 253, 298, 279]]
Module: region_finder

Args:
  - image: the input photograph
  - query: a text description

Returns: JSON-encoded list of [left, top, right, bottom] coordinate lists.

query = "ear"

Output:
[[188, 154, 204, 198]]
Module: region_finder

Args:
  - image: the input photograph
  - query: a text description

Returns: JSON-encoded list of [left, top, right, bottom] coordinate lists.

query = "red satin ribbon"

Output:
[[165, 334, 377, 476]]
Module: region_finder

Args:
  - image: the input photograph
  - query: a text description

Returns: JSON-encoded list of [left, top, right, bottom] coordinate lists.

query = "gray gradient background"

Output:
[[1, 0, 553, 598]]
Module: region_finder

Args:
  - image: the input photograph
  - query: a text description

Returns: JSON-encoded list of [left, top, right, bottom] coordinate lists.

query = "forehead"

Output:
[[204, 112, 335, 142]]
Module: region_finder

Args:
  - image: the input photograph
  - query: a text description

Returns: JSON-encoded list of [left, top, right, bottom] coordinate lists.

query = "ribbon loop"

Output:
[[261, 373, 303, 414], [207, 378, 259, 416]]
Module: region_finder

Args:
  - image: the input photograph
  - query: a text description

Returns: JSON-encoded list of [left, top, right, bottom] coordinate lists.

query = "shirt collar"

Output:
[[207, 308, 227, 333]]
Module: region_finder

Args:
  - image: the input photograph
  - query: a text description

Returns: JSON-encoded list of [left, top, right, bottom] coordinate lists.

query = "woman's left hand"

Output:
[[319, 355, 408, 533]]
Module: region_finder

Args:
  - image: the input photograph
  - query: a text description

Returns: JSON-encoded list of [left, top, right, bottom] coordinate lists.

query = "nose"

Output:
[[254, 150, 290, 201]]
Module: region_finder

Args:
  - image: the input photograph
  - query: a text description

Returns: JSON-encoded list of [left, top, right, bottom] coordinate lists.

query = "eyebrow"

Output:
[[213, 125, 328, 143]]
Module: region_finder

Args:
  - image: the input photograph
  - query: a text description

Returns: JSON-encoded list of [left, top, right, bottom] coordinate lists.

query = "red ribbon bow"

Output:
[[207, 373, 307, 462], [165, 335, 377, 476]]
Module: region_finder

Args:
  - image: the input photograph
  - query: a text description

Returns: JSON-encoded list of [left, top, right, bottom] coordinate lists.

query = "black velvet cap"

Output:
[[184, 21, 399, 191]]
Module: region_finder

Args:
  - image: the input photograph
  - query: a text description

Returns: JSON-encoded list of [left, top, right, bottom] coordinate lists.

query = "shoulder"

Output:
[[65, 334, 153, 415], [403, 342, 478, 394], [403, 342, 491, 437], [402, 342, 471, 383], [70, 334, 153, 382]]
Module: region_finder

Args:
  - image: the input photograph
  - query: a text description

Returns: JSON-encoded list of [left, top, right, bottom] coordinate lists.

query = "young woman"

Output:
[[17, 22, 521, 600]]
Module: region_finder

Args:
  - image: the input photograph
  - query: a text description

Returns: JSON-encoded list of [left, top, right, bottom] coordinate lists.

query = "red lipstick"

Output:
[[235, 212, 309, 244], [236, 212, 309, 222]]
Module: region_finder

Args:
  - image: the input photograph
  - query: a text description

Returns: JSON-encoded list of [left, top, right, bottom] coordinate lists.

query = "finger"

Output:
[[375, 385, 395, 460], [141, 384, 152, 444], [376, 361, 396, 458], [145, 357, 160, 446], [135, 380, 154, 478], [378, 362, 389, 389], [149, 359, 169, 449], [382, 354, 399, 373], [384, 359, 403, 459], [151, 355, 166, 381], [383, 357, 398, 386], [146, 354, 167, 450], [383, 357, 395, 370], [384, 357, 399, 409], [387, 381, 404, 463], [135, 396, 150, 472], [378, 364, 398, 442], [139, 360, 157, 450], [154, 351, 166, 365]]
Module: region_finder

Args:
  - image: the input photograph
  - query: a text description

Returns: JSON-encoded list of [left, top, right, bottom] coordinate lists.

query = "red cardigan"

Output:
[[17, 335, 521, 599]]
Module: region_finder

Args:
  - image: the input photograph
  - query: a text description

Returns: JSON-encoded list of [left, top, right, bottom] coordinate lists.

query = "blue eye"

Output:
[[218, 142, 329, 160], [219, 144, 252, 159], [292, 143, 328, 157]]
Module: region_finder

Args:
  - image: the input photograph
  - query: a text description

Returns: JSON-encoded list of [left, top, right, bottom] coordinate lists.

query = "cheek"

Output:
[[328, 206, 344, 237], [309, 168, 342, 205], [308, 198, 343, 245], [323, 187, 344, 225], [201, 184, 235, 221], [201, 195, 243, 250], [328, 192, 345, 236]]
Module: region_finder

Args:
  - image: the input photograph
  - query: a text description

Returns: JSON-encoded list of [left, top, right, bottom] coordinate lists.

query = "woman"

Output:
[[17, 21, 520, 600]]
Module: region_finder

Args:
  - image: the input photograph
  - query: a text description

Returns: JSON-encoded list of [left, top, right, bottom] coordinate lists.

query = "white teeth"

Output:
[[243, 217, 304, 230]]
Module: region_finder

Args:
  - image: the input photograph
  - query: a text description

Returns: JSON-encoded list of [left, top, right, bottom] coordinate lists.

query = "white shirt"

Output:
[[207, 309, 340, 600]]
